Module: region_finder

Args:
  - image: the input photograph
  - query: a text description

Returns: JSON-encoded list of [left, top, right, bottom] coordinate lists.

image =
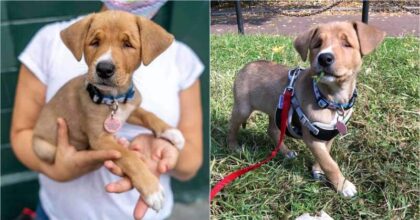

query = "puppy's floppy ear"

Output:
[[352, 21, 386, 56], [60, 14, 94, 61], [294, 27, 317, 62], [137, 16, 174, 66]]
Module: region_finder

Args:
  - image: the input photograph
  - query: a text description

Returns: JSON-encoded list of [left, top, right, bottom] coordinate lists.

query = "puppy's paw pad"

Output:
[[285, 151, 298, 159], [143, 185, 165, 212], [340, 180, 357, 198], [160, 129, 185, 151]]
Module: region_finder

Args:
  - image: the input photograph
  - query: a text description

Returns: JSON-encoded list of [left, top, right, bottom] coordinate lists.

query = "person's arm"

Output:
[[10, 65, 121, 181], [11, 65, 47, 172], [171, 80, 203, 181]]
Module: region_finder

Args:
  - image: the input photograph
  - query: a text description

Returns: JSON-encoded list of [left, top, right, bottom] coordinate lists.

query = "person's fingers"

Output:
[[105, 177, 133, 193], [158, 159, 169, 173], [56, 118, 70, 147], [151, 144, 164, 161], [117, 137, 130, 148], [129, 144, 145, 159], [133, 197, 149, 220], [104, 160, 124, 176], [159, 147, 177, 172], [130, 143, 143, 152], [76, 149, 121, 167]]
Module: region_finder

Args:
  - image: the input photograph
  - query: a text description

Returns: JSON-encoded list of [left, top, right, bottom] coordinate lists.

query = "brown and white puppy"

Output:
[[228, 21, 385, 197], [32, 11, 184, 211]]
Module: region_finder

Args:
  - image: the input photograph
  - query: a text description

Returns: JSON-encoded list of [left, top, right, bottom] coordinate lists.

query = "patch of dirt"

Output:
[[211, 1, 420, 36]]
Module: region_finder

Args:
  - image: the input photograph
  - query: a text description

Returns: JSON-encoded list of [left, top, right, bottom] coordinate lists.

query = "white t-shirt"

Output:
[[18, 17, 204, 220]]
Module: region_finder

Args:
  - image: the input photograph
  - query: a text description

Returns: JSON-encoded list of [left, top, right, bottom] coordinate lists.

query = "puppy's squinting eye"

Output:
[[313, 40, 322, 49], [89, 39, 99, 48], [342, 42, 352, 48], [123, 41, 134, 49]]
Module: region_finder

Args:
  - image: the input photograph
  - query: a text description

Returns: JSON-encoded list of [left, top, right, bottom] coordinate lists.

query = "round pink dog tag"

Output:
[[104, 116, 122, 133], [336, 120, 347, 135]]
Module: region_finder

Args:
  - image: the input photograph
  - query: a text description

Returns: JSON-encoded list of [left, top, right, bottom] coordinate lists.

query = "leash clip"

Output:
[[109, 99, 119, 118], [284, 68, 301, 95], [110, 99, 119, 111]]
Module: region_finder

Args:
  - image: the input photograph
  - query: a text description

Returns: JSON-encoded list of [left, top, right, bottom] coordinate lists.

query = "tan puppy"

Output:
[[32, 11, 185, 211], [228, 21, 385, 197]]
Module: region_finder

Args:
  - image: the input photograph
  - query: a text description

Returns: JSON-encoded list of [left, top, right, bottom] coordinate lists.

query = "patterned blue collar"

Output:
[[312, 79, 357, 110], [86, 83, 135, 105]]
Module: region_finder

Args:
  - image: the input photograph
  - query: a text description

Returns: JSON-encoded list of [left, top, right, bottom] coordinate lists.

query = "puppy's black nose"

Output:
[[96, 61, 115, 79], [318, 53, 335, 67]]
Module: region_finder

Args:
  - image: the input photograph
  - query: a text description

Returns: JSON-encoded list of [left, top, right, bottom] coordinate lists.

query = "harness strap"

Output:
[[286, 106, 302, 138], [291, 96, 320, 135], [210, 88, 293, 201], [312, 108, 353, 130], [275, 68, 355, 141]]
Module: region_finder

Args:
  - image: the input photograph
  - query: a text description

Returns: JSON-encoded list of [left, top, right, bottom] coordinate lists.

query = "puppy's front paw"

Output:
[[159, 128, 185, 151], [143, 184, 165, 212], [339, 180, 357, 198]]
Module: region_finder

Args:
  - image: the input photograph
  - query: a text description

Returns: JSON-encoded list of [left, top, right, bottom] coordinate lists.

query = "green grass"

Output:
[[210, 34, 419, 220]]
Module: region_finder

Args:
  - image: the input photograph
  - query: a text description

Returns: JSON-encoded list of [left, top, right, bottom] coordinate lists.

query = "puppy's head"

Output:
[[60, 10, 174, 91], [294, 21, 385, 85]]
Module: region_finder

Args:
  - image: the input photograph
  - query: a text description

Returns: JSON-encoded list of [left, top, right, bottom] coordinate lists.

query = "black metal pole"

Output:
[[362, 0, 369, 24], [235, 0, 244, 34]]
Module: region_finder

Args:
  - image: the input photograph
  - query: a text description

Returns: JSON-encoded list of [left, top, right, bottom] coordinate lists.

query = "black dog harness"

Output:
[[275, 68, 357, 141]]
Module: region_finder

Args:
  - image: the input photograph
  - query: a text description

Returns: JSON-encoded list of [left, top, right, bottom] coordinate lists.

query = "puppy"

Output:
[[32, 11, 184, 211], [228, 21, 385, 197]]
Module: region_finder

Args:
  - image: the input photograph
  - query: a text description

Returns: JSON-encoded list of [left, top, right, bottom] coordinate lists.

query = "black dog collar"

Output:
[[86, 83, 135, 105]]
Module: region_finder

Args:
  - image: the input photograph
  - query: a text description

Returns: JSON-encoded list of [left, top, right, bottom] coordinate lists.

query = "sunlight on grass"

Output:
[[210, 34, 419, 219]]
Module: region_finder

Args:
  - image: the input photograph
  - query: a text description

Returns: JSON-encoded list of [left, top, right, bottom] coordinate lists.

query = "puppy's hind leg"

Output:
[[268, 116, 297, 159], [33, 137, 57, 164], [227, 102, 251, 150]]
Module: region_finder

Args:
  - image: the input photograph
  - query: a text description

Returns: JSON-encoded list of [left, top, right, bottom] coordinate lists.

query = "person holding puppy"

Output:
[[10, 1, 204, 219]]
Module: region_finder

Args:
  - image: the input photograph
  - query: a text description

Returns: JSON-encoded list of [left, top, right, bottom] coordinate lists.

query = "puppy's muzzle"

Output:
[[96, 61, 115, 79], [318, 53, 335, 68]]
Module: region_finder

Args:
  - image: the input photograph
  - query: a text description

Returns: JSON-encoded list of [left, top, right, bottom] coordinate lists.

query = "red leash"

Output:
[[210, 89, 293, 200]]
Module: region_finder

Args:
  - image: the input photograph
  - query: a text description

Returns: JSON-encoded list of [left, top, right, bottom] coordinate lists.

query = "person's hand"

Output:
[[103, 135, 180, 220], [40, 118, 121, 181]]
